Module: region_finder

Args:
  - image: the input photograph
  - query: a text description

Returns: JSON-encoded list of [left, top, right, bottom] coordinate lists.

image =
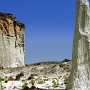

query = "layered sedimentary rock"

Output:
[[0, 12, 25, 68], [66, 0, 90, 90]]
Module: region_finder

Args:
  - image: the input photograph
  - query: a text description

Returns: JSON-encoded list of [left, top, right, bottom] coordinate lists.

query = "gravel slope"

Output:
[[0, 59, 71, 90]]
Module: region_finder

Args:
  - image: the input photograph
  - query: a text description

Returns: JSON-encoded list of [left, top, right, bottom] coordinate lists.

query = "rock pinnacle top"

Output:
[[77, 0, 89, 4]]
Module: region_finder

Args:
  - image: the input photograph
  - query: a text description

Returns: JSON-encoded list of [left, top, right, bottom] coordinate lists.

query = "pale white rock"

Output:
[[66, 0, 90, 90]]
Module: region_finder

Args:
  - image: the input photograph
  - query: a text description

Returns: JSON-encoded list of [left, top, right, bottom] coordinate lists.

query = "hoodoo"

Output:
[[0, 12, 25, 68], [66, 0, 90, 90]]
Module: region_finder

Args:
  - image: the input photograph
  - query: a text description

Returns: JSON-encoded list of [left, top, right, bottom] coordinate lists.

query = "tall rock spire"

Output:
[[66, 0, 90, 90]]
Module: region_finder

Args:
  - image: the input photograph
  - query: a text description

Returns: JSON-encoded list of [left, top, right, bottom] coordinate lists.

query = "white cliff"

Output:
[[66, 0, 90, 90], [0, 12, 25, 68]]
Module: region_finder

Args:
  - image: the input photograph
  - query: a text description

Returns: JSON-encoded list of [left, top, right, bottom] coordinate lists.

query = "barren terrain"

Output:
[[0, 59, 71, 90]]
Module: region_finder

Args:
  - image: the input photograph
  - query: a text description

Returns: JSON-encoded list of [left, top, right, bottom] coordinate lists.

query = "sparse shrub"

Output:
[[64, 78, 68, 84], [37, 62, 41, 65], [61, 83, 63, 85], [31, 68, 34, 70], [34, 73, 38, 76], [0, 77, 4, 82], [44, 76, 46, 78], [28, 74, 34, 80], [25, 64, 28, 66], [58, 76, 62, 79], [52, 79, 55, 83], [22, 80, 25, 82], [15, 72, 24, 80], [52, 78, 59, 88], [64, 79, 68, 84], [0, 66, 3, 69], [40, 69, 44, 72], [46, 86, 51, 89], [44, 78, 49, 81], [52, 78, 58, 81], [31, 79, 35, 85], [59, 63, 65, 67], [22, 82, 29, 89], [52, 64, 57, 68], [0, 84, 4, 89], [13, 86, 16, 89], [64, 64, 70, 70], [4, 79, 8, 83], [8, 76, 14, 81], [63, 58, 70, 62], [52, 82, 59, 88], [5, 76, 8, 79], [64, 75, 68, 84], [30, 86, 37, 90], [37, 80, 45, 84], [51, 69, 55, 73], [52, 80, 59, 88]]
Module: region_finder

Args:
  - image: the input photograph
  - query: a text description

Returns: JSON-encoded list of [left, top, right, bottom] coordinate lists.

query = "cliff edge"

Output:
[[0, 12, 25, 68]]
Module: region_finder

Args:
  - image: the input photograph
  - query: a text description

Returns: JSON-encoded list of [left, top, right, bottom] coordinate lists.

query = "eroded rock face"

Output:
[[66, 0, 90, 90], [0, 12, 25, 68]]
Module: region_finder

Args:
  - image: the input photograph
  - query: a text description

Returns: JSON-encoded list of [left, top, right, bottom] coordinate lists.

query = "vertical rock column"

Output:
[[0, 12, 25, 68], [66, 0, 90, 90]]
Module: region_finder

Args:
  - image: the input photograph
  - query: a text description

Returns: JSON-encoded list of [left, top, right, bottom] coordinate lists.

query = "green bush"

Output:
[[37, 80, 45, 84], [4, 79, 8, 83], [64, 75, 68, 84], [22, 82, 29, 88], [0, 77, 4, 82], [44, 78, 49, 81], [31, 79, 35, 85], [52, 82, 59, 88], [64, 79, 68, 84]]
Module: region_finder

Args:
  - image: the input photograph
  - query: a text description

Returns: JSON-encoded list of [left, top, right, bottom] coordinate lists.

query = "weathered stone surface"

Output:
[[0, 12, 25, 68], [66, 0, 90, 90]]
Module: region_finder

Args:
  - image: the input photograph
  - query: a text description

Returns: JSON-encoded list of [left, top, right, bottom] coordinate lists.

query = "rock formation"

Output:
[[0, 12, 25, 68], [66, 0, 90, 90]]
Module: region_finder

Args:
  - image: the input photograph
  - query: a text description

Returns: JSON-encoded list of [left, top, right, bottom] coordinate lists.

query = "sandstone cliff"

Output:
[[0, 12, 25, 68]]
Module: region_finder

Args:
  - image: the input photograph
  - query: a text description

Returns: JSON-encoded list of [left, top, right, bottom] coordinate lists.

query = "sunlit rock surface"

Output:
[[66, 0, 90, 90], [0, 12, 25, 68]]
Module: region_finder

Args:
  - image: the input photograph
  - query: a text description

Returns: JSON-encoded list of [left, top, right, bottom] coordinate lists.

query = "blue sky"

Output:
[[0, 0, 84, 64]]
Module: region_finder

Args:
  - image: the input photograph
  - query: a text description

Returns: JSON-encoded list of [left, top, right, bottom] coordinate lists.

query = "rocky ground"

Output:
[[0, 59, 71, 90]]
